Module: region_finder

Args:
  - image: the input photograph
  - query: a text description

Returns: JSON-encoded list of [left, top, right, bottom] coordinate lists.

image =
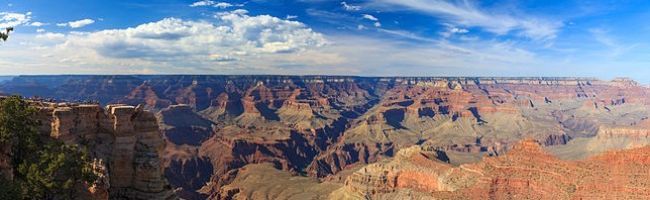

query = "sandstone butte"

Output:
[[0, 100, 176, 199], [2, 76, 650, 199]]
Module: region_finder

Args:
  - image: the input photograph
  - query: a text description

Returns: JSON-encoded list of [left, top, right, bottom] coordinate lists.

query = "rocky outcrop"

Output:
[[597, 125, 650, 139], [341, 139, 650, 199], [33, 102, 176, 199], [308, 142, 394, 177], [342, 145, 477, 197], [544, 134, 572, 146]]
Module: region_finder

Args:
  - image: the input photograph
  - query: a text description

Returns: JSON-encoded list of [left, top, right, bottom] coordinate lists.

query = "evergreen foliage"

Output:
[[0, 96, 98, 199]]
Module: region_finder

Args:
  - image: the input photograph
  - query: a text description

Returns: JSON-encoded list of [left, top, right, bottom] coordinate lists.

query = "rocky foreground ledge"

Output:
[[329, 139, 650, 199], [1, 100, 176, 199]]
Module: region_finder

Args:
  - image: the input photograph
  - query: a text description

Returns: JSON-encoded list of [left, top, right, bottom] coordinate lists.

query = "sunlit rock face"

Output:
[[342, 140, 650, 200], [33, 102, 176, 200]]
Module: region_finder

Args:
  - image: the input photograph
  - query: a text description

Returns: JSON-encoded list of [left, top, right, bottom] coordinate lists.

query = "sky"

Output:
[[1, 0, 650, 82]]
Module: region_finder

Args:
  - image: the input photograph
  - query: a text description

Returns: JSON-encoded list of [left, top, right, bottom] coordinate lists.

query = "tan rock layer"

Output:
[[34, 102, 176, 200]]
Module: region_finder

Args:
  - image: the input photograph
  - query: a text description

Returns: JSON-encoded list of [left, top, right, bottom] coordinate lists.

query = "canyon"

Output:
[[1, 75, 650, 199]]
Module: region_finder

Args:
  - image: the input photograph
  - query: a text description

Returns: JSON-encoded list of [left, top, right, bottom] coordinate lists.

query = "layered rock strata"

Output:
[[342, 140, 650, 199], [3, 76, 650, 199], [32, 102, 176, 199]]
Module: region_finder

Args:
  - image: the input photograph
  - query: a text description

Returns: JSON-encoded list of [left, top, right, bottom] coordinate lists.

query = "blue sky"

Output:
[[2, 0, 650, 82]]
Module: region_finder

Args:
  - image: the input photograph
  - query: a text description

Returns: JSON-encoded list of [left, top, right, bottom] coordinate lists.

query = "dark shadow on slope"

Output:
[[384, 108, 406, 129], [165, 126, 212, 146], [468, 107, 487, 124], [255, 102, 280, 121], [165, 157, 213, 200], [397, 100, 414, 107], [160, 106, 214, 145], [418, 107, 436, 118]]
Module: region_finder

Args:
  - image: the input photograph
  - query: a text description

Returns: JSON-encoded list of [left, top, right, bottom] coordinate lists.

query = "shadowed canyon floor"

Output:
[[2, 75, 650, 199]]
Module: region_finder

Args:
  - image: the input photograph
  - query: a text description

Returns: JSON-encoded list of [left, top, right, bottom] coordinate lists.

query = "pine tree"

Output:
[[0, 27, 13, 41], [0, 96, 98, 199]]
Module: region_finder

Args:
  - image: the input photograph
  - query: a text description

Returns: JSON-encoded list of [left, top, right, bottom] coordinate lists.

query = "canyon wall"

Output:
[[2, 75, 650, 199], [32, 101, 176, 199], [340, 139, 650, 199]]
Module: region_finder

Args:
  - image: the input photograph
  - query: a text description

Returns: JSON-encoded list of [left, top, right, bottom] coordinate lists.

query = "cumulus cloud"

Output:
[[4, 10, 329, 74], [58, 19, 95, 28], [0, 6, 552, 76], [189, 0, 215, 7], [371, 0, 562, 41], [0, 12, 32, 28], [341, 2, 361, 11]]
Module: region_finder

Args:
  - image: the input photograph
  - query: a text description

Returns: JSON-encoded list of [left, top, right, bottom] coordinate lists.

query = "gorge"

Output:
[[1, 75, 650, 199]]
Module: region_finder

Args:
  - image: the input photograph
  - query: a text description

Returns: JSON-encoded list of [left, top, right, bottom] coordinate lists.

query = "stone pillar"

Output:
[[108, 105, 137, 190], [52, 107, 76, 143]]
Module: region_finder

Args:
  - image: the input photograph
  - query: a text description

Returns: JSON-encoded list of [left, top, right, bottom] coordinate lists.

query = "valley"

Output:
[[2, 75, 650, 199]]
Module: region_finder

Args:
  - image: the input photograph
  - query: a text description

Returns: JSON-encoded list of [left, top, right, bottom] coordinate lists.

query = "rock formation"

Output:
[[340, 139, 650, 199], [3, 75, 650, 199], [32, 102, 176, 199]]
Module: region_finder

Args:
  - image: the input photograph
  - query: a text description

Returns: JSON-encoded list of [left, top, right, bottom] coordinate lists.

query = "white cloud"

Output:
[[0, 7, 555, 77], [371, 0, 562, 41], [35, 32, 65, 40], [189, 0, 241, 8], [36, 28, 45, 33], [286, 15, 298, 20], [209, 54, 237, 62], [440, 24, 468, 38], [0, 12, 32, 28], [362, 14, 381, 27], [450, 27, 468, 34], [362, 14, 378, 21], [29, 21, 46, 27], [214, 2, 233, 8], [57, 19, 95, 28], [67, 19, 95, 28], [341, 2, 361, 11], [2, 10, 329, 74], [190, 0, 215, 7]]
